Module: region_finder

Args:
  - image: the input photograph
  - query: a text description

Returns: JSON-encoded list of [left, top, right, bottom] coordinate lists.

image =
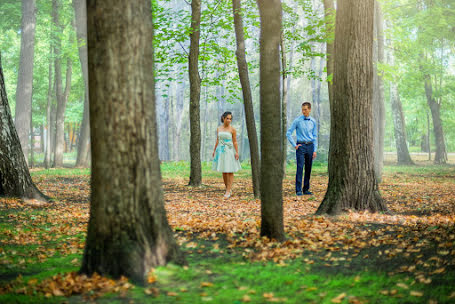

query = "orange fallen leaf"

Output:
[[331, 292, 346, 303]]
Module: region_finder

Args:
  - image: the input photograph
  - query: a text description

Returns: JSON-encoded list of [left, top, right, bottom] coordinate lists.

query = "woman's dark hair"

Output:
[[221, 111, 232, 123]]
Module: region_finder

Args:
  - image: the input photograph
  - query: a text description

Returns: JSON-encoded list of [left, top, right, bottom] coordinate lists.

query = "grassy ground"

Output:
[[1, 163, 454, 303]]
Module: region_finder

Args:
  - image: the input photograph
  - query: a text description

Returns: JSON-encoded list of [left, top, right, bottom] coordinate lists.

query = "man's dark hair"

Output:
[[221, 111, 233, 123], [301, 102, 312, 109]]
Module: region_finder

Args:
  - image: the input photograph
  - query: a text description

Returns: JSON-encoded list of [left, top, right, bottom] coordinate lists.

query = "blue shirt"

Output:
[[286, 115, 318, 152]]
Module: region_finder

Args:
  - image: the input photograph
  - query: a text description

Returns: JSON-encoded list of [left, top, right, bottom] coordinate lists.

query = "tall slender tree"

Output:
[[322, 0, 335, 104], [188, 0, 202, 186], [257, 0, 285, 241], [73, 0, 90, 168], [14, 0, 37, 165], [390, 82, 414, 165], [232, 0, 260, 197], [316, 0, 387, 215], [372, 1, 386, 181], [0, 53, 48, 202], [81, 0, 183, 283], [52, 0, 72, 167]]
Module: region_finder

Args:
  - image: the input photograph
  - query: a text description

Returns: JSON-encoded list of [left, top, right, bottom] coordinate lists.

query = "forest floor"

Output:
[[0, 163, 454, 303]]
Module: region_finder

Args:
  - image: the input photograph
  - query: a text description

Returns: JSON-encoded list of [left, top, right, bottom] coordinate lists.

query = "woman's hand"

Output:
[[212, 150, 216, 158], [235, 152, 239, 160]]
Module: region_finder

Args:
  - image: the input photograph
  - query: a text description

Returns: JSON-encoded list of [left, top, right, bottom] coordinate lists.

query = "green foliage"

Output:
[[381, 0, 455, 151]]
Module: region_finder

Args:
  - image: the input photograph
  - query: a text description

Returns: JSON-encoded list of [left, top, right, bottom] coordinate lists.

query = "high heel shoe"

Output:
[[224, 191, 231, 199]]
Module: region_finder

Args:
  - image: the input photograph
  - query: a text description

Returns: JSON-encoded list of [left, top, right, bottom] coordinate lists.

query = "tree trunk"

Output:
[[44, 53, 53, 169], [372, 1, 386, 181], [0, 53, 48, 201], [188, 0, 202, 186], [390, 83, 413, 165], [73, 0, 91, 168], [81, 0, 184, 284], [423, 75, 447, 164], [52, 0, 72, 167], [174, 80, 185, 161], [53, 57, 72, 167], [280, 32, 288, 178], [390, 82, 413, 165], [322, 0, 335, 104], [232, 0, 260, 197], [316, 0, 387, 216], [14, 0, 37, 166], [257, 0, 285, 241]]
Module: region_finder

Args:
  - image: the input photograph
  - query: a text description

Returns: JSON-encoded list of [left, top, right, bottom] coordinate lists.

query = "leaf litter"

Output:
[[0, 171, 454, 300]]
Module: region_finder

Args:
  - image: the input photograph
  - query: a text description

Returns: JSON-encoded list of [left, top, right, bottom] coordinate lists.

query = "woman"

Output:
[[212, 111, 241, 198]]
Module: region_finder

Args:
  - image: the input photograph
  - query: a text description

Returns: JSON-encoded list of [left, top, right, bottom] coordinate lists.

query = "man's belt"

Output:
[[297, 141, 313, 145]]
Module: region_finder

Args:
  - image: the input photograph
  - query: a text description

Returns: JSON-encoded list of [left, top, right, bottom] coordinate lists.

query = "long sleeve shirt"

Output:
[[286, 115, 318, 152]]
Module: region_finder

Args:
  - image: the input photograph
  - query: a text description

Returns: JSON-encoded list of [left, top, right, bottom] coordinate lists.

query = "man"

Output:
[[286, 102, 318, 196]]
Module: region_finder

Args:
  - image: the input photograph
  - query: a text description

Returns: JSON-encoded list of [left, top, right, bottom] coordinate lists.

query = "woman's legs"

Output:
[[226, 173, 234, 194], [222, 173, 228, 192]]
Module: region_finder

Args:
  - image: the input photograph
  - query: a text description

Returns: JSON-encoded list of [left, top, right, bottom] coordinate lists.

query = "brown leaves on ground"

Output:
[[0, 272, 132, 299], [0, 170, 454, 298]]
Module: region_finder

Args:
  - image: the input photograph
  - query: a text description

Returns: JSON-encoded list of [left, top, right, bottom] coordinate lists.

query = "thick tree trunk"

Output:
[[424, 75, 447, 164], [188, 0, 202, 186], [81, 0, 184, 284], [390, 82, 413, 165], [257, 0, 285, 241], [373, 1, 386, 181], [322, 0, 335, 104], [73, 0, 91, 168], [316, 0, 387, 216], [232, 0, 260, 197], [14, 0, 37, 166], [0, 53, 48, 201]]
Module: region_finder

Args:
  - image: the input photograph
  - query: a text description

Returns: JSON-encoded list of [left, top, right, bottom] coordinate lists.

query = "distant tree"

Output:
[[188, 0, 202, 186], [72, 0, 90, 168], [232, 0, 260, 197], [52, 0, 72, 167], [322, 0, 335, 103], [316, 0, 388, 215], [390, 81, 414, 165], [257, 0, 285, 241], [0, 53, 48, 202], [373, 1, 386, 181], [81, 0, 183, 283], [14, 0, 37, 165]]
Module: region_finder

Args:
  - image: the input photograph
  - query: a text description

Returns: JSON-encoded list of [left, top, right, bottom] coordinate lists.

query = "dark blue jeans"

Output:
[[295, 143, 314, 193]]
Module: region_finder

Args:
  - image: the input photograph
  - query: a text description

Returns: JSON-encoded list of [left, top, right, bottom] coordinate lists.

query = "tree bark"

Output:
[[423, 75, 447, 164], [81, 0, 184, 284], [73, 0, 91, 168], [316, 0, 387, 216], [322, 0, 335, 104], [390, 82, 414, 165], [372, 1, 386, 181], [188, 0, 202, 186], [0, 53, 48, 202], [232, 0, 260, 197], [14, 0, 37, 166], [257, 0, 285, 241]]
